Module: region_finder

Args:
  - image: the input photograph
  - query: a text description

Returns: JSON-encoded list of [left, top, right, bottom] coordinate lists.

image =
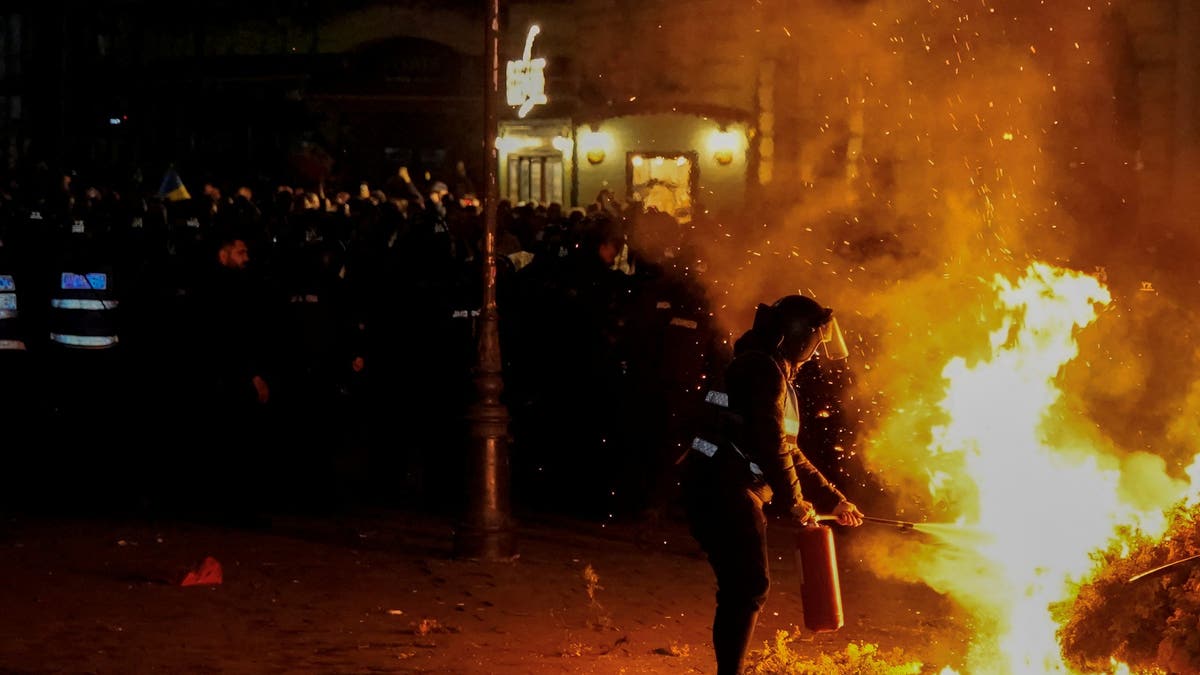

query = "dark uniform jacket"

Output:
[[723, 337, 846, 510], [193, 265, 274, 406]]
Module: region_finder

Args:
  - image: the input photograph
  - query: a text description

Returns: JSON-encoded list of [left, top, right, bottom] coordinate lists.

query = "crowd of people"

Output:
[[0, 163, 732, 521], [0, 161, 874, 675]]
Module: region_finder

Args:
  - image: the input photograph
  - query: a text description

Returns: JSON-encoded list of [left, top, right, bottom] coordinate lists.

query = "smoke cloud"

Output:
[[666, 0, 1200, 517]]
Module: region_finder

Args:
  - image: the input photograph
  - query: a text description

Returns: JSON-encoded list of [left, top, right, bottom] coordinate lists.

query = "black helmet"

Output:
[[772, 295, 832, 336], [752, 294, 847, 364]]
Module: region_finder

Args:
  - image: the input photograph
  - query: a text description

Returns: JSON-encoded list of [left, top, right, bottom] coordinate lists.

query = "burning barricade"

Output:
[[837, 262, 1200, 673], [1058, 503, 1200, 675]]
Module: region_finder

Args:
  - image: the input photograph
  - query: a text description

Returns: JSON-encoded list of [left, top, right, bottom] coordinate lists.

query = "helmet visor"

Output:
[[819, 316, 849, 361]]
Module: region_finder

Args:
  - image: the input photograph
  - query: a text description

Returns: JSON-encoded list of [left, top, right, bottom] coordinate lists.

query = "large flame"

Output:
[[859, 262, 1196, 673]]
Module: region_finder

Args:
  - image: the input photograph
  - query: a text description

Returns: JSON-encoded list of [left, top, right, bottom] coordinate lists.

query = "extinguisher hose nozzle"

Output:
[[816, 514, 918, 530]]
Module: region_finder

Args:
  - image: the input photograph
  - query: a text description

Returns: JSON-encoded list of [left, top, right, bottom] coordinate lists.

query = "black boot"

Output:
[[713, 605, 759, 675]]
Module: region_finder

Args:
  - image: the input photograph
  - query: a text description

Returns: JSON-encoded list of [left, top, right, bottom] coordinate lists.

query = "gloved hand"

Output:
[[790, 499, 817, 526], [833, 500, 865, 527]]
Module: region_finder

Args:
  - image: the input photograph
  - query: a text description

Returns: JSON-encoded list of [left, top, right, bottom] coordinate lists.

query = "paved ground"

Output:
[[0, 509, 968, 673]]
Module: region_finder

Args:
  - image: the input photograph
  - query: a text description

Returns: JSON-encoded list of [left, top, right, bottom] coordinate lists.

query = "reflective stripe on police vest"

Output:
[[1, 290, 18, 319], [691, 437, 719, 458], [50, 298, 119, 310], [704, 390, 729, 408], [50, 333, 118, 348], [669, 317, 698, 330], [0, 339, 25, 350], [60, 273, 108, 290], [655, 301, 672, 310]]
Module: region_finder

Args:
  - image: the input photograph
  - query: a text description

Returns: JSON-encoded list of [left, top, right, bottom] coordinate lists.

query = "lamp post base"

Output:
[[454, 399, 516, 561], [453, 522, 517, 561]]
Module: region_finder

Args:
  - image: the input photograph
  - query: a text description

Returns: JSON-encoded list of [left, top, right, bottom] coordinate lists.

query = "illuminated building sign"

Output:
[[506, 25, 547, 119]]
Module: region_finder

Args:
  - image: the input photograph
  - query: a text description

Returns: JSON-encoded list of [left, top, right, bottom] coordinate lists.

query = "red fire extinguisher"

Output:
[[794, 523, 844, 632]]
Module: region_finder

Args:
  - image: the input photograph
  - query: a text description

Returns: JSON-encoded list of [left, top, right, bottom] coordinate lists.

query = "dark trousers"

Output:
[[188, 375, 273, 522], [46, 348, 127, 508], [0, 352, 39, 506], [685, 475, 770, 675]]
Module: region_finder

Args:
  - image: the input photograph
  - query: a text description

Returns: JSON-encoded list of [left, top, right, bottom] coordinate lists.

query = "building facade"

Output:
[[0, 0, 1195, 237]]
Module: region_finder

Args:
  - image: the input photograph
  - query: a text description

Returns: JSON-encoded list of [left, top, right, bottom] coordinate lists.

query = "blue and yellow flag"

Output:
[[158, 167, 191, 202]]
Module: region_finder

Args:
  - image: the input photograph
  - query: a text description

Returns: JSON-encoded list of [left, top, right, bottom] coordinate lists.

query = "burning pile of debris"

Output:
[[1058, 502, 1200, 674]]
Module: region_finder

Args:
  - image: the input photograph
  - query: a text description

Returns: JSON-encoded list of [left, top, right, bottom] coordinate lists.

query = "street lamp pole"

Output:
[[455, 0, 515, 560]]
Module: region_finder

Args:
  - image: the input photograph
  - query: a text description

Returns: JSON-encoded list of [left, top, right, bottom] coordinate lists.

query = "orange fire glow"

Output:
[[653, 1, 1200, 668], [855, 262, 1200, 673]]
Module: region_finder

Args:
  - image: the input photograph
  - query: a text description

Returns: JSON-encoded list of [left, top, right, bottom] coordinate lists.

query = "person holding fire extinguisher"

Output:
[[683, 294, 865, 675]]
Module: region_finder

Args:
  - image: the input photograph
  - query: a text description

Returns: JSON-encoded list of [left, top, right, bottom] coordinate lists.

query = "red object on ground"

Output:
[[795, 524, 844, 632], [181, 556, 223, 586]]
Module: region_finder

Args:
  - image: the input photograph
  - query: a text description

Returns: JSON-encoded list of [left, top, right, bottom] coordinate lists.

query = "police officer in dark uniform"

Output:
[[45, 200, 127, 504], [683, 294, 865, 675], [0, 215, 33, 502], [0, 216, 28, 355], [47, 210, 121, 352], [556, 216, 627, 514], [620, 212, 723, 520], [276, 236, 360, 505], [11, 195, 57, 350], [2, 193, 64, 498]]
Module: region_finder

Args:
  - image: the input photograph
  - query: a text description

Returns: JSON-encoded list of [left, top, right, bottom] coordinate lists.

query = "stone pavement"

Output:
[[0, 509, 965, 673]]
